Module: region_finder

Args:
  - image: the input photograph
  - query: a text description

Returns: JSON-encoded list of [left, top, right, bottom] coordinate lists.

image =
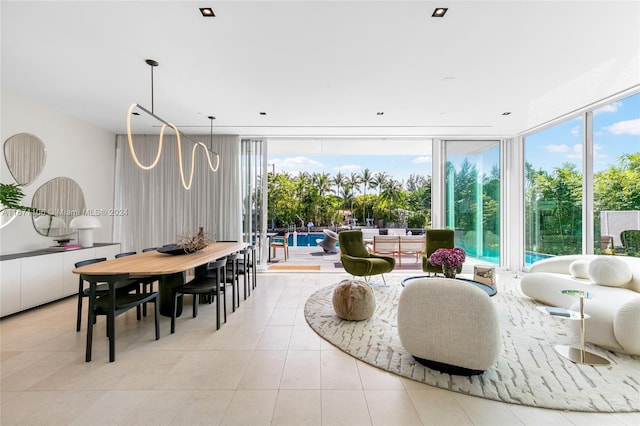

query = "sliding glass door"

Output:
[[241, 139, 266, 265], [444, 140, 500, 264]]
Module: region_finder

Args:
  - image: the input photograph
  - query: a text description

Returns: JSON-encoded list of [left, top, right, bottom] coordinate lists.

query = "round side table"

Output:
[[554, 290, 610, 366]]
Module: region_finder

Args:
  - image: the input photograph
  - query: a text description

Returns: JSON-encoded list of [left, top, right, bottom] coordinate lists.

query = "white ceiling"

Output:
[[2, 0, 639, 139]]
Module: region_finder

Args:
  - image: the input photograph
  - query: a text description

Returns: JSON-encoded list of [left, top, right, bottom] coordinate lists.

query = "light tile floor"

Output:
[[1, 271, 638, 425]]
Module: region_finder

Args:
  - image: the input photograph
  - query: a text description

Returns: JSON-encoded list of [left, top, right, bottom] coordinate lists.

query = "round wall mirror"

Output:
[[32, 177, 85, 237], [4, 133, 46, 186]]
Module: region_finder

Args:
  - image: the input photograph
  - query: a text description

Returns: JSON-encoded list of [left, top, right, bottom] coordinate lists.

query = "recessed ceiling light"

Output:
[[260, 112, 267, 116], [376, 112, 384, 116], [432, 7, 448, 17], [502, 112, 512, 116], [199, 7, 215, 17]]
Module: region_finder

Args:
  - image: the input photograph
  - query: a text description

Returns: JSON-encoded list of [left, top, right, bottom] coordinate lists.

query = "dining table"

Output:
[[73, 241, 247, 317]]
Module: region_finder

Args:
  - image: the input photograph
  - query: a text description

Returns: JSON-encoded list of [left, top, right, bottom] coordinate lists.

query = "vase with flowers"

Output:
[[428, 247, 466, 278]]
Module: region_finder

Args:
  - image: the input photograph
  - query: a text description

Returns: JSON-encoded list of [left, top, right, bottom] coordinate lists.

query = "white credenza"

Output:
[[0, 243, 121, 317]]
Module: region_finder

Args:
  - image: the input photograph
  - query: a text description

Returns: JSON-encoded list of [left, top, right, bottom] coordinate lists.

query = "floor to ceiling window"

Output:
[[524, 118, 584, 263], [593, 92, 640, 256], [266, 139, 433, 232], [241, 139, 265, 264], [524, 91, 640, 265], [444, 141, 500, 264]]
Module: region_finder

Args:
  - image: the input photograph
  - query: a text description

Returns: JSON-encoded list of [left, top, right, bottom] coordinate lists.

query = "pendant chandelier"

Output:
[[126, 59, 220, 190]]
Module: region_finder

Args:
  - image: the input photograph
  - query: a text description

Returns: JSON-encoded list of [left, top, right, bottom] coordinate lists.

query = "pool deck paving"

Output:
[[265, 244, 489, 273]]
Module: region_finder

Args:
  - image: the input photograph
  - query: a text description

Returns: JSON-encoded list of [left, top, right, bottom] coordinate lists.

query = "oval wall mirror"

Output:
[[4, 133, 47, 186], [32, 177, 86, 237]]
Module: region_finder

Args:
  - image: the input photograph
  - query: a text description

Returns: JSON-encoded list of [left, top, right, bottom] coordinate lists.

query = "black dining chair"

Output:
[[224, 252, 241, 311], [238, 245, 257, 299], [171, 257, 227, 333], [115, 251, 157, 316], [115, 251, 137, 258], [75, 258, 143, 332], [75, 257, 107, 332], [83, 272, 159, 362]]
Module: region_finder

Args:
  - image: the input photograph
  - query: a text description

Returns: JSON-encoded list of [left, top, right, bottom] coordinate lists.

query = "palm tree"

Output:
[[332, 171, 346, 209], [341, 183, 356, 220], [359, 168, 374, 223], [372, 171, 389, 197], [380, 178, 403, 222], [348, 172, 361, 195], [312, 172, 332, 224]]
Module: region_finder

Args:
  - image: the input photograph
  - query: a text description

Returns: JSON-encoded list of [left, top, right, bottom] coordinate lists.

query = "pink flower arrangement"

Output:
[[429, 247, 466, 269]]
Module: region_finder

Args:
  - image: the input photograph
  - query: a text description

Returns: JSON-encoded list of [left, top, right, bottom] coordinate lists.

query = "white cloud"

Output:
[[604, 118, 640, 135], [412, 156, 432, 164], [594, 101, 623, 115], [271, 156, 324, 171], [570, 125, 580, 136], [544, 144, 569, 153], [567, 144, 582, 160], [335, 164, 361, 173], [593, 144, 607, 159]]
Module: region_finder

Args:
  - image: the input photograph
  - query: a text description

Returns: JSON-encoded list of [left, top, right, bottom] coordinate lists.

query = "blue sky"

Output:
[[526, 93, 640, 173], [268, 154, 431, 184], [268, 93, 640, 183]]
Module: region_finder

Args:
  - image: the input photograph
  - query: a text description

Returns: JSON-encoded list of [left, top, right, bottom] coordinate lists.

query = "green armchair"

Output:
[[422, 229, 462, 275], [339, 230, 395, 284]]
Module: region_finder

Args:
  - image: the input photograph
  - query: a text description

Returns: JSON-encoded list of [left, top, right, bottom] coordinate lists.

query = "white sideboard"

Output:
[[0, 243, 121, 317]]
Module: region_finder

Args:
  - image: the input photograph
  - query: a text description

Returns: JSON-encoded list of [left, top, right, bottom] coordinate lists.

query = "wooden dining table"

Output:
[[73, 241, 247, 317]]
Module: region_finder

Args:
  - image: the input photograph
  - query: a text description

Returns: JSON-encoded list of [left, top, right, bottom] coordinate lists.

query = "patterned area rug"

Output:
[[304, 274, 640, 412]]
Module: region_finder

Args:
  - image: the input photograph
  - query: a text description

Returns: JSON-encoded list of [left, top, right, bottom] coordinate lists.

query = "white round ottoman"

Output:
[[397, 278, 501, 375]]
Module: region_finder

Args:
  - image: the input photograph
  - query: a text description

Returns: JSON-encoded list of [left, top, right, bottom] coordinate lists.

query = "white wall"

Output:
[[1, 91, 117, 255]]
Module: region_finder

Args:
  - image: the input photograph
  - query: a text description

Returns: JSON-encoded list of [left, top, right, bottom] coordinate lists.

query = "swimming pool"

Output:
[[289, 233, 332, 247]]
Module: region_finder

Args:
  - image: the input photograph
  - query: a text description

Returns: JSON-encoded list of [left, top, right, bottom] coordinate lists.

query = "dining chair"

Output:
[[75, 258, 143, 332], [238, 245, 256, 299], [83, 272, 159, 362], [115, 251, 137, 258], [115, 251, 157, 316], [75, 257, 107, 332], [224, 252, 240, 311], [171, 257, 227, 333]]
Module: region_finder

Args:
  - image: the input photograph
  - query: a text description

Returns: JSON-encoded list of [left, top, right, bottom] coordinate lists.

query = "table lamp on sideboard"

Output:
[[69, 216, 101, 247]]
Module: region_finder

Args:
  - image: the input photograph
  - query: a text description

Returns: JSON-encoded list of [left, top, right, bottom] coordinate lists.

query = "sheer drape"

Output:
[[113, 134, 241, 252]]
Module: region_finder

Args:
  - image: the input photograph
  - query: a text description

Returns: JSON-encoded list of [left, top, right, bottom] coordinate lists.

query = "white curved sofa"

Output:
[[397, 278, 501, 375], [521, 255, 640, 355]]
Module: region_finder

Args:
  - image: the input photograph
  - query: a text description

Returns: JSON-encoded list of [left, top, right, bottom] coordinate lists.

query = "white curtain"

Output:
[[113, 134, 241, 252]]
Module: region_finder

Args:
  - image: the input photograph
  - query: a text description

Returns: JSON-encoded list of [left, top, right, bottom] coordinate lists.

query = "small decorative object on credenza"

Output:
[[158, 227, 210, 255], [69, 215, 101, 247], [428, 247, 466, 278]]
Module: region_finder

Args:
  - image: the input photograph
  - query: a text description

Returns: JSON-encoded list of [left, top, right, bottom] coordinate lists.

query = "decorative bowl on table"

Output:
[[157, 227, 210, 255], [157, 244, 197, 256]]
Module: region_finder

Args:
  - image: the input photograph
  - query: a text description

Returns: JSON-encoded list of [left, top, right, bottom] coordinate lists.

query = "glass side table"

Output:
[[552, 290, 609, 366]]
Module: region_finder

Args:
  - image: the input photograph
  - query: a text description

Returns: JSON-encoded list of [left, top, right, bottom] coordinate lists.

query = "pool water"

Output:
[[289, 233, 337, 247]]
